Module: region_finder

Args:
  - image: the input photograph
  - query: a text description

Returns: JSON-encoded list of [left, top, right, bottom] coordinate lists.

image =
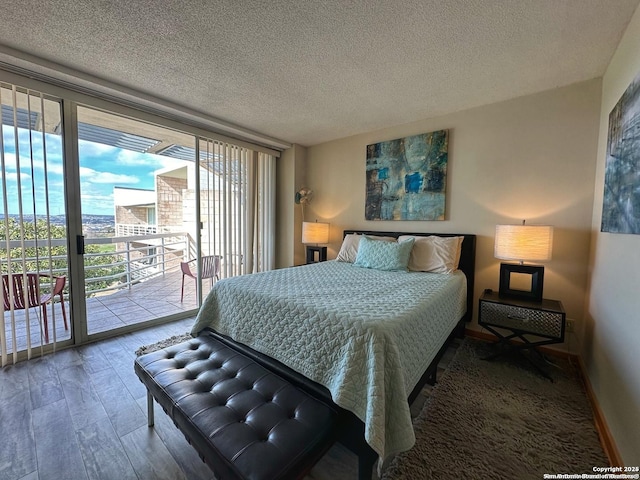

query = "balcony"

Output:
[[1, 231, 225, 355]]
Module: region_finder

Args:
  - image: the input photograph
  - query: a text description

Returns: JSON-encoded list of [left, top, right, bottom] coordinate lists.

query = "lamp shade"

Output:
[[302, 221, 329, 244], [494, 224, 553, 262]]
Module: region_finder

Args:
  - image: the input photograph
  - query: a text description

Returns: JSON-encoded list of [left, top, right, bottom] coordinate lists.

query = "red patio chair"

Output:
[[2, 273, 68, 343], [180, 255, 221, 302]]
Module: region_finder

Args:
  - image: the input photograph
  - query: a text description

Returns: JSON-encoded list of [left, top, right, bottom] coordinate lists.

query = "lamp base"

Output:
[[306, 246, 327, 264], [499, 263, 544, 302]]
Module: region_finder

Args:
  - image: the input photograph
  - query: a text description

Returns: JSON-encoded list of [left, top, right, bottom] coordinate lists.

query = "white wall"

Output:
[[303, 79, 601, 352], [586, 5, 640, 464]]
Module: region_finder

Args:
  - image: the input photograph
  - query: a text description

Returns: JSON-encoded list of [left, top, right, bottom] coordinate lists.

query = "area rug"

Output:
[[135, 335, 608, 479], [134, 333, 192, 356], [381, 339, 608, 480]]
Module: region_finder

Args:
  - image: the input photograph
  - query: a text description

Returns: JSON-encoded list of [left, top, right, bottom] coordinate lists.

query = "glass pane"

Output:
[[76, 106, 198, 335]]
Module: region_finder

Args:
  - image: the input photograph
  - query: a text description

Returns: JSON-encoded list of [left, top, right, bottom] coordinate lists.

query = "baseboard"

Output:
[[464, 328, 623, 466], [575, 357, 624, 466]]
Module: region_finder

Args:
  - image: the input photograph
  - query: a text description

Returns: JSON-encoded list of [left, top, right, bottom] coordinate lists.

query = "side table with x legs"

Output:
[[478, 291, 566, 380]]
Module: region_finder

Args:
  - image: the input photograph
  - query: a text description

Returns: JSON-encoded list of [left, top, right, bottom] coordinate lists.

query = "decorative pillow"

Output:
[[335, 234, 395, 263], [353, 236, 415, 271], [398, 235, 464, 273]]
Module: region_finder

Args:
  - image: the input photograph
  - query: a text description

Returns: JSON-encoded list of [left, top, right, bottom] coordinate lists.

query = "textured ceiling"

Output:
[[0, 0, 638, 147]]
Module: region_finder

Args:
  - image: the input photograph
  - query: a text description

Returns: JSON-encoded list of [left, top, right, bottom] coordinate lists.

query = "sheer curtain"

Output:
[[250, 151, 276, 272], [198, 139, 275, 281]]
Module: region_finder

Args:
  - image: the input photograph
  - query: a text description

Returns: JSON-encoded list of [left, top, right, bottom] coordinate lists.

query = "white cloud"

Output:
[[115, 149, 186, 170], [114, 149, 151, 166], [1, 151, 18, 170], [79, 166, 139, 184], [43, 162, 64, 175], [158, 157, 188, 170], [4, 171, 31, 182], [1, 144, 65, 177], [23, 157, 65, 176], [78, 140, 119, 157]]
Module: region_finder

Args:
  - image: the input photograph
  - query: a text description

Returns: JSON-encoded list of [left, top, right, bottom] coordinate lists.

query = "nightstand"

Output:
[[478, 291, 566, 380], [306, 246, 327, 264]]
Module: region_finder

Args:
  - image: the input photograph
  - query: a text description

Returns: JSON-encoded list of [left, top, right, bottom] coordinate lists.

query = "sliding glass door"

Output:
[[75, 106, 199, 336], [0, 74, 277, 362]]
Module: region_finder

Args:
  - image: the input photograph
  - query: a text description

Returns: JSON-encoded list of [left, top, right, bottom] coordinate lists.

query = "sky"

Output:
[[1, 127, 186, 217]]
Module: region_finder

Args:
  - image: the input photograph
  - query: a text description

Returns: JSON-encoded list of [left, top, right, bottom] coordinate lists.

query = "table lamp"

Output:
[[302, 221, 329, 264], [494, 220, 553, 301]]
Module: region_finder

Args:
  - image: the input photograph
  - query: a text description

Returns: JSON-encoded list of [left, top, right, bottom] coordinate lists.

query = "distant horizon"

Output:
[[0, 213, 114, 219]]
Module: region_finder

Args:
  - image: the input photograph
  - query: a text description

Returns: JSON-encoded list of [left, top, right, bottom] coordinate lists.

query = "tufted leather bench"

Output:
[[134, 335, 337, 480]]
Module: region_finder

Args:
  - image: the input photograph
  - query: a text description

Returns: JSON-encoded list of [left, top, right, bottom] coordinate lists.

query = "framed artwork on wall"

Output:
[[365, 129, 448, 221], [602, 69, 640, 234]]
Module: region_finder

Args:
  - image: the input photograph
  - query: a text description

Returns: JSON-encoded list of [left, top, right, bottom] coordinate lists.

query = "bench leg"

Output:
[[147, 391, 155, 427]]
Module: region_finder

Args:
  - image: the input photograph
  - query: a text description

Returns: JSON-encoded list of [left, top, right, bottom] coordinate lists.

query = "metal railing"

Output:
[[85, 231, 191, 294], [3, 231, 194, 297], [116, 224, 158, 236]]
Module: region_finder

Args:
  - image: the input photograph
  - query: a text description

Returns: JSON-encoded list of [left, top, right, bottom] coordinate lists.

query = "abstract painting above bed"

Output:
[[365, 130, 449, 221]]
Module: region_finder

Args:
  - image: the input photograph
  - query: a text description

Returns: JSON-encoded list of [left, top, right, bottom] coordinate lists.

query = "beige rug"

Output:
[[135, 333, 192, 356], [381, 339, 608, 480]]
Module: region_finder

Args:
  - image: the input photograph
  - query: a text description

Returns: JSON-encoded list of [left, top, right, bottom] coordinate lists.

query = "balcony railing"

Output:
[[85, 231, 190, 294], [3, 231, 192, 297], [3, 229, 244, 303], [116, 224, 158, 236]]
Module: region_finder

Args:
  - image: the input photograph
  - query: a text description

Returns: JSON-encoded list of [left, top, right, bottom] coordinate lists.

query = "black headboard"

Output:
[[343, 230, 476, 322]]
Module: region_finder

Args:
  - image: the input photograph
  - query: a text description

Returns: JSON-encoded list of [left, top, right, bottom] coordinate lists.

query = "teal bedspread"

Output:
[[191, 261, 466, 463]]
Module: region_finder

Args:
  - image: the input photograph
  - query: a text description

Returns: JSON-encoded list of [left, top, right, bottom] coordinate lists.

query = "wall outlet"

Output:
[[566, 318, 575, 333]]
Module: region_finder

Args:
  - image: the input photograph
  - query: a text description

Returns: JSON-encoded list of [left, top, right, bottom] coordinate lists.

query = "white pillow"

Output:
[[335, 233, 396, 263], [336, 234, 361, 262], [398, 235, 464, 273]]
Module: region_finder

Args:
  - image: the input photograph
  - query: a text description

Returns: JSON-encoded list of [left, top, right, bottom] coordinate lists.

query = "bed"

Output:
[[191, 230, 476, 478]]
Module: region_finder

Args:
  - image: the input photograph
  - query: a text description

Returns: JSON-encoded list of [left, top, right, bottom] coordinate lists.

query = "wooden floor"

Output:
[[0, 317, 459, 480]]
